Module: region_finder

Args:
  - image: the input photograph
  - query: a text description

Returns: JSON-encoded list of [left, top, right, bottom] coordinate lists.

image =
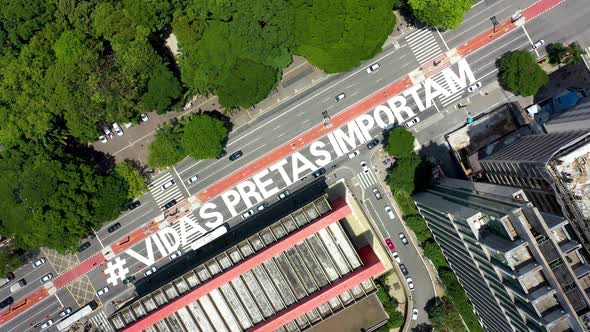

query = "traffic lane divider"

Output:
[[0, 287, 49, 325]]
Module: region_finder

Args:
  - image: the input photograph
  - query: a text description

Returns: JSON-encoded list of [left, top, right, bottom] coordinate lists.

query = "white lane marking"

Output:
[[521, 25, 539, 57], [101, 209, 157, 243], [366, 199, 391, 238], [436, 28, 450, 51], [351, 91, 359, 97], [173, 167, 190, 195], [273, 125, 282, 131], [178, 160, 203, 175], [443, 0, 511, 36], [195, 144, 267, 185], [8, 301, 60, 332], [55, 294, 63, 307]]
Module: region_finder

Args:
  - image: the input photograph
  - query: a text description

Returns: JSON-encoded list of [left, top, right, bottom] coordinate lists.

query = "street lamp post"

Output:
[[490, 16, 499, 33]]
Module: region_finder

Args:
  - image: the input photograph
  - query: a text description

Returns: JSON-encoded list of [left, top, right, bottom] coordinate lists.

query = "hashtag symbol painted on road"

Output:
[[104, 257, 129, 286]]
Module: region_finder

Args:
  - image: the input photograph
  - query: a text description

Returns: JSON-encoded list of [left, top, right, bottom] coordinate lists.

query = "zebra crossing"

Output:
[[356, 170, 377, 190], [405, 28, 443, 64], [168, 214, 205, 252], [430, 72, 466, 107], [149, 172, 185, 211], [88, 311, 114, 331]]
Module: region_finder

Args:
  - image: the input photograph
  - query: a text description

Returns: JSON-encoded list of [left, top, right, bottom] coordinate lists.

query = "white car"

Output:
[[385, 206, 395, 220], [392, 251, 401, 264], [41, 319, 53, 329], [32, 258, 46, 268], [406, 277, 415, 290], [335, 93, 346, 102], [405, 117, 421, 128], [360, 161, 369, 174], [278, 190, 290, 200], [40, 273, 53, 283], [372, 188, 382, 200], [140, 114, 149, 122], [187, 175, 198, 184], [144, 266, 157, 277], [96, 286, 109, 296], [161, 180, 174, 190], [241, 209, 254, 220], [412, 308, 419, 320], [169, 250, 182, 260], [123, 122, 133, 129], [98, 135, 107, 144], [112, 123, 123, 136], [348, 150, 360, 159], [366, 63, 380, 73], [59, 307, 72, 318], [399, 233, 409, 245], [533, 39, 545, 49], [103, 127, 114, 140], [467, 81, 482, 93]]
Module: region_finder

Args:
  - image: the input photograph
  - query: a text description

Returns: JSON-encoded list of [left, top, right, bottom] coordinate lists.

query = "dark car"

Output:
[[107, 223, 121, 233], [77, 242, 91, 253], [5, 272, 15, 281], [163, 199, 177, 210], [123, 276, 136, 285], [0, 297, 13, 309], [216, 150, 227, 159], [128, 200, 141, 210], [399, 263, 409, 276], [229, 150, 243, 161], [367, 138, 380, 149], [312, 168, 326, 178]]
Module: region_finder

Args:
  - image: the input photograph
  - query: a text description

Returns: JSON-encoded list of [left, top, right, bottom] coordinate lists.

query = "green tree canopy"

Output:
[[548, 42, 586, 66], [386, 157, 421, 194], [426, 297, 465, 332], [114, 162, 148, 199], [147, 122, 185, 168], [408, 0, 472, 30], [405, 214, 432, 243], [499, 50, 548, 96], [217, 60, 277, 108], [181, 115, 228, 160], [423, 240, 448, 269], [0, 247, 24, 276], [386, 127, 416, 158]]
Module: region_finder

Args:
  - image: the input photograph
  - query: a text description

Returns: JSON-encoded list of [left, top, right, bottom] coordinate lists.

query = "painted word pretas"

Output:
[[107, 59, 476, 284]]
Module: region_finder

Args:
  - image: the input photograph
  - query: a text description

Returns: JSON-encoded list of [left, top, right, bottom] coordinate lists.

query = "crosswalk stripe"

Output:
[[149, 171, 185, 210], [405, 28, 442, 64], [356, 171, 377, 190], [89, 311, 114, 331], [430, 72, 466, 107]]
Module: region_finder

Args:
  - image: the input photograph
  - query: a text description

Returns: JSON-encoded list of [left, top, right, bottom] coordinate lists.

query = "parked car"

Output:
[[348, 150, 360, 159], [533, 39, 545, 49], [123, 122, 132, 129], [216, 150, 227, 159], [405, 117, 421, 128], [399, 233, 409, 245], [0, 297, 13, 309], [98, 135, 107, 143], [392, 251, 401, 264], [144, 266, 157, 277], [335, 93, 346, 102], [312, 168, 326, 178], [96, 286, 109, 296], [373, 188, 382, 200], [169, 250, 182, 260], [112, 123, 123, 136], [103, 127, 114, 140], [385, 206, 395, 220], [41, 319, 54, 329], [107, 222, 121, 233], [32, 258, 46, 268], [161, 180, 175, 190], [467, 81, 482, 93], [78, 242, 91, 252], [278, 190, 290, 200], [188, 175, 198, 184], [257, 202, 269, 211], [366, 138, 379, 149], [59, 307, 72, 318], [140, 114, 149, 122], [128, 200, 141, 210], [384, 238, 395, 251], [412, 308, 419, 320], [241, 209, 254, 220], [40, 273, 53, 283], [123, 276, 136, 285], [229, 150, 243, 161], [406, 277, 415, 290], [366, 63, 380, 73], [360, 161, 369, 173], [163, 199, 177, 210], [399, 263, 409, 275]]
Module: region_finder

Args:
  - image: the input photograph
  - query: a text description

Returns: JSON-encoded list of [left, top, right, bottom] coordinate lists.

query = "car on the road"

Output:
[[144, 266, 157, 277], [169, 250, 182, 260], [405, 117, 421, 128], [96, 286, 109, 296], [533, 39, 545, 49], [0, 296, 13, 309], [188, 175, 198, 184], [467, 81, 482, 93], [412, 308, 419, 320], [372, 188, 382, 200], [384, 238, 395, 251], [128, 200, 141, 210], [103, 127, 114, 140], [406, 277, 415, 290], [392, 251, 401, 264], [399, 233, 409, 245], [257, 202, 269, 211], [78, 242, 91, 252], [312, 168, 326, 178], [123, 276, 136, 285], [32, 258, 46, 268], [107, 222, 121, 233], [360, 161, 369, 173], [241, 209, 254, 220], [216, 150, 227, 159], [278, 190, 290, 200], [399, 263, 409, 275], [41, 319, 54, 329], [59, 307, 72, 318], [112, 123, 123, 136], [40, 273, 53, 283], [163, 199, 177, 210], [98, 135, 107, 143], [335, 93, 346, 102], [229, 150, 243, 161], [385, 206, 395, 220], [366, 138, 379, 149], [140, 113, 149, 122], [9, 279, 26, 293], [348, 150, 360, 159], [161, 180, 175, 190], [366, 63, 380, 73]]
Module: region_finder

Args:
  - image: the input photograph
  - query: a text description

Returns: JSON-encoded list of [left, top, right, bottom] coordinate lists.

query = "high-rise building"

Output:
[[544, 97, 590, 133], [414, 178, 590, 332], [479, 130, 590, 254]]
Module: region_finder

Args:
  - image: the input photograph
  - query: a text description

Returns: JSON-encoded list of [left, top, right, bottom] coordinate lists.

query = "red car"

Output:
[[385, 238, 395, 251]]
